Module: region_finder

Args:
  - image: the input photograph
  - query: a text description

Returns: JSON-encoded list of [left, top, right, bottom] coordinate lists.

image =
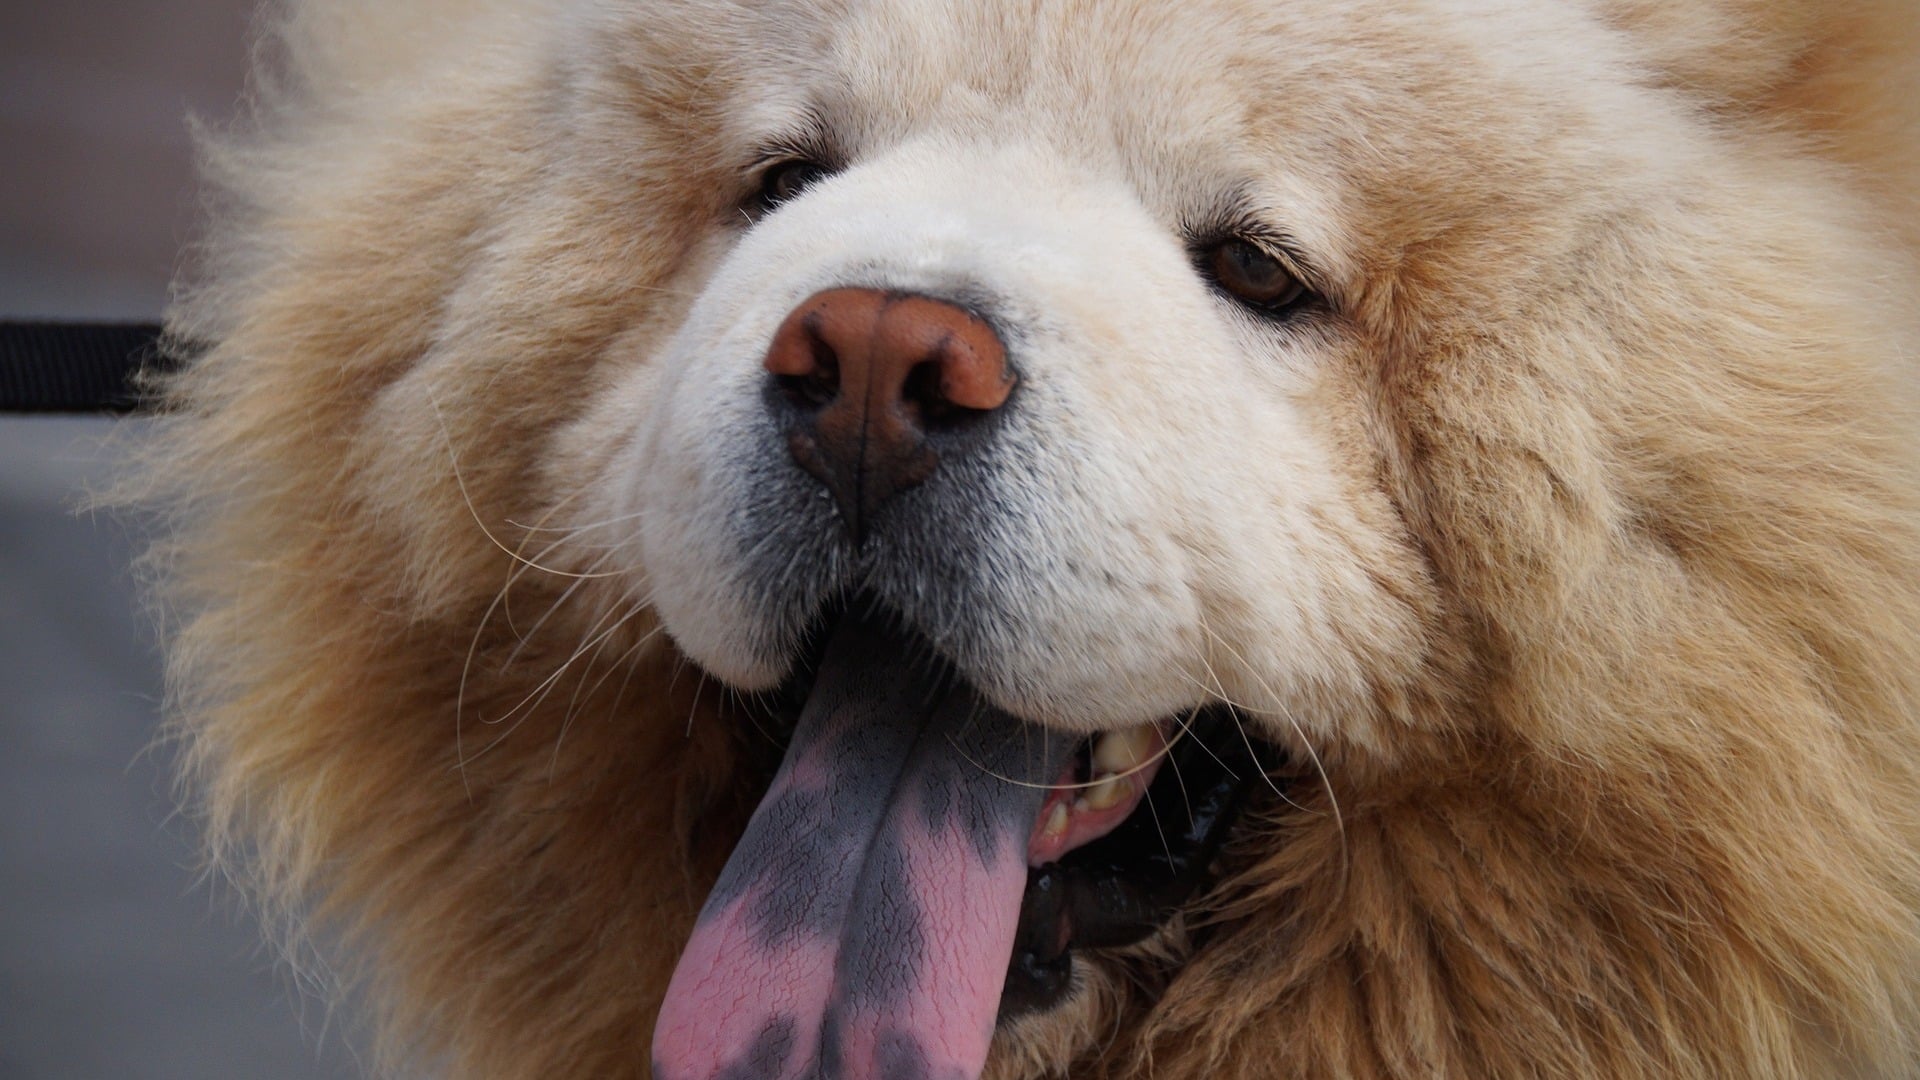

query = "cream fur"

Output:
[[138, 0, 1920, 1076]]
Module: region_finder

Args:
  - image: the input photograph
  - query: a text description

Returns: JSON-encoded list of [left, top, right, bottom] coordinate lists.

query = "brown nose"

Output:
[[764, 288, 1014, 541]]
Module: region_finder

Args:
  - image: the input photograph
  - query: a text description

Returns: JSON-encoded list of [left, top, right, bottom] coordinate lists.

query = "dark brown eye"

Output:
[[1204, 238, 1308, 315], [755, 159, 832, 211]]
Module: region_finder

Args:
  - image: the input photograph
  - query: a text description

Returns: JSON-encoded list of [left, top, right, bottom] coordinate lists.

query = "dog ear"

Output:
[[1598, 0, 1819, 106], [1599, 0, 1918, 120], [250, 0, 516, 107], [1601, 0, 1920, 240]]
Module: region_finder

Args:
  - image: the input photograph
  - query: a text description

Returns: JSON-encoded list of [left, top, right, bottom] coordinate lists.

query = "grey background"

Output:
[[4, 4, 361, 1077]]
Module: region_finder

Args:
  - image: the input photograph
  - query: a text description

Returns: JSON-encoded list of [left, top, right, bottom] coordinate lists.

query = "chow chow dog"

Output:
[[141, 0, 1920, 1076]]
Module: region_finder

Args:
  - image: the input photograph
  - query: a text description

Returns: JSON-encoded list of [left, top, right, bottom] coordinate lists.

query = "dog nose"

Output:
[[764, 288, 1014, 541]]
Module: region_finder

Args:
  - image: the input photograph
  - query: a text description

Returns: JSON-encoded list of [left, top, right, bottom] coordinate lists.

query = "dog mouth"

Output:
[[651, 602, 1277, 1080], [1000, 700, 1273, 1022]]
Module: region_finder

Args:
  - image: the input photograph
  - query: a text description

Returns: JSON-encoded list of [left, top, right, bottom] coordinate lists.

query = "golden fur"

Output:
[[139, 0, 1920, 1076]]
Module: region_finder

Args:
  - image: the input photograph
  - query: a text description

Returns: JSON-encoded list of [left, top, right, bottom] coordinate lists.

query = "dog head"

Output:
[[154, 0, 1920, 1076]]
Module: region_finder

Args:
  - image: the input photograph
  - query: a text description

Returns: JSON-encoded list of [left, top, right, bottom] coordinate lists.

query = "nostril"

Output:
[[771, 333, 840, 412], [902, 359, 992, 430], [774, 372, 835, 411], [809, 334, 839, 388], [761, 287, 1012, 540], [793, 341, 841, 410]]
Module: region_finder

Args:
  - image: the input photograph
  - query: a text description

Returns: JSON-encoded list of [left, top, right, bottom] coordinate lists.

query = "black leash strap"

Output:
[[1, 321, 175, 414]]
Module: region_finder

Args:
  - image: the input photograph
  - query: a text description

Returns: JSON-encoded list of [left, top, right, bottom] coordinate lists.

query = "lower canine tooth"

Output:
[[1082, 775, 1127, 811], [1043, 801, 1070, 837]]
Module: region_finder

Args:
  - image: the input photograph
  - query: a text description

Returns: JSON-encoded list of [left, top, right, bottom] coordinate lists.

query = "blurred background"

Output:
[[3, 4, 360, 1076]]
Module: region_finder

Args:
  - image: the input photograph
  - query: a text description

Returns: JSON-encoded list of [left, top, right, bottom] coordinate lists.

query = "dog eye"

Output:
[[1203, 238, 1309, 316], [755, 159, 833, 211]]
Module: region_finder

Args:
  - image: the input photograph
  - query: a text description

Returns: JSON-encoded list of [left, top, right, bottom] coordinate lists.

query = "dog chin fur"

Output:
[[138, 0, 1920, 1076]]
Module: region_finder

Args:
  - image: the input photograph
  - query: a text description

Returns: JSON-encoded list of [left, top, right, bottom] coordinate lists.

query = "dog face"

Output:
[[518, 1, 1666, 1075], [605, 128, 1426, 735], [159, 0, 1920, 1075], [532, 4, 1495, 1072], [574, 0, 1527, 752]]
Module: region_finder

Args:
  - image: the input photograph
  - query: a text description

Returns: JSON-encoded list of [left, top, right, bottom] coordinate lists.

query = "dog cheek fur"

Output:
[[987, 155, 1920, 1080], [124, 9, 772, 1076], [1111, 80, 1920, 1080], [127, 1, 1920, 1078]]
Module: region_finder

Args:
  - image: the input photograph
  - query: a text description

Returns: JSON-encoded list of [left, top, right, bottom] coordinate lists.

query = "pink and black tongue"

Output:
[[652, 612, 1070, 1080]]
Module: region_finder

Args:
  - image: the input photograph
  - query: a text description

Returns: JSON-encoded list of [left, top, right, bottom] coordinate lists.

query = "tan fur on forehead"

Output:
[[134, 0, 1920, 1076]]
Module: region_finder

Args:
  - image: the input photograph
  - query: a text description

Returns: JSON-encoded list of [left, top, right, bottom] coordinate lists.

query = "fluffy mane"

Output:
[[135, 1, 1920, 1077]]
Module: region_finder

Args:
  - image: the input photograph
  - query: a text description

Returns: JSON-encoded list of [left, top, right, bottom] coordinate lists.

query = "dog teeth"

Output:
[[1042, 801, 1071, 838], [1081, 775, 1128, 811], [1092, 724, 1156, 775]]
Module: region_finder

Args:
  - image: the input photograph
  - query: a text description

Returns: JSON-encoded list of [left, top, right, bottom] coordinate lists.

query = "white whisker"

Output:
[[455, 583, 510, 802], [504, 508, 648, 536], [459, 602, 650, 769], [428, 392, 624, 580], [1196, 621, 1346, 866], [550, 624, 664, 780]]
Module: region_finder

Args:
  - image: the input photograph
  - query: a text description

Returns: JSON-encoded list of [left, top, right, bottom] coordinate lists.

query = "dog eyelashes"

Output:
[[752, 158, 835, 214], [1184, 193, 1325, 320], [1204, 238, 1308, 314], [1195, 235, 1316, 320]]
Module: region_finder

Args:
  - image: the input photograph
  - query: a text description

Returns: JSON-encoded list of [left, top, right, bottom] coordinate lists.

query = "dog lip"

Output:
[[999, 705, 1277, 1021], [1023, 721, 1169, 866]]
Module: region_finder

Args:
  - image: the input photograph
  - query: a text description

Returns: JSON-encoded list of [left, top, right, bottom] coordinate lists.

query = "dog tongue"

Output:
[[652, 613, 1067, 1080]]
